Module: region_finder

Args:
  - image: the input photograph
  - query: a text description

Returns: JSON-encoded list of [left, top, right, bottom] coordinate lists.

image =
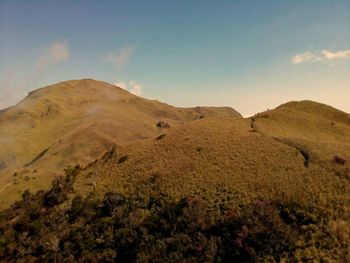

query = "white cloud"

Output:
[[86, 104, 103, 115], [114, 81, 127, 90], [114, 80, 144, 97], [292, 49, 350, 64], [0, 41, 70, 109], [128, 81, 143, 96], [321, 49, 350, 59], [37, 41, 70, 70], [105, 45, 134, 69], [291, 52, 320, 64]]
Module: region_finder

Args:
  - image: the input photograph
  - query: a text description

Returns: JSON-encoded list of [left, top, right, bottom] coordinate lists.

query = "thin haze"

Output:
[[0, 0, 349, 116]]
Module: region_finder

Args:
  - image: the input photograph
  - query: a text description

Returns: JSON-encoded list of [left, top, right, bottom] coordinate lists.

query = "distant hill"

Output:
[[0, 79, 241, 208], [253, 100, 350, 164]]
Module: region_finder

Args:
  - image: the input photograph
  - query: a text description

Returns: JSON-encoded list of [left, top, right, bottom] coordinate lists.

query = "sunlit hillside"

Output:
[[0, 80, 349, 261], [0, 79, 241, 208]]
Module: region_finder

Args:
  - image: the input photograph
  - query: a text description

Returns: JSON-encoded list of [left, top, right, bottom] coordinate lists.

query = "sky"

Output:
[[0, 1, 349, 116]]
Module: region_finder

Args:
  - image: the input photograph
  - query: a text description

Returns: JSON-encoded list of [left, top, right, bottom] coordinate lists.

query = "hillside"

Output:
[[252, 100, 350, 164], [76, 117, 306, 204], [70, 100, 349, 261], [75, 100, 350, 203], [0, 79, 241, 208], [0, 80, 349, 261], [0, 98, 348, 261]]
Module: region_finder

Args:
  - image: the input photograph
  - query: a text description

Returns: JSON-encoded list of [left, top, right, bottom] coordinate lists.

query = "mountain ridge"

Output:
[[0, 79, 349, 210], [0, 79, 349, 260], [0, 79, 241, 208]]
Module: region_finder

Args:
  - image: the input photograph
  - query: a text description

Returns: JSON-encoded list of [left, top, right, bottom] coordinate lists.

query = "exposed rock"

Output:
[[101, 145, 117, 162], [118, 155, 128, 164], [334, 156, 346, 165], [156, 121, 170, 128]]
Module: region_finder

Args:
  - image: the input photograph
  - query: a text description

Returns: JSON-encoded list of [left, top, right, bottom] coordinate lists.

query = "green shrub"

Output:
[[0, 167, 345, 262]]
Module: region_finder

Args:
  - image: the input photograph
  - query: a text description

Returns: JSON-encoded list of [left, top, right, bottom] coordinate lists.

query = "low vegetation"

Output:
[[0, 164, 349, 262]]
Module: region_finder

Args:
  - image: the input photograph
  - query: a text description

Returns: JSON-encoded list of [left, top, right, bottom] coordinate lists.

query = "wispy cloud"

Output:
[[105, 45, 134, 69], [0, 41, 70, 109], [114, 81, 127, 90], [321, 50, 350, 60], [128, 81, 143, 96], [114, 80, 144, 96], [291, 49, 350, 64], [291, 52, 321, 64], [37, 41, 70, 70]]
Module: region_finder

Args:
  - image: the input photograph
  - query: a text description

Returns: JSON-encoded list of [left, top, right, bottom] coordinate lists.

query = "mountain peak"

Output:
[[0, 79, 241, 208]]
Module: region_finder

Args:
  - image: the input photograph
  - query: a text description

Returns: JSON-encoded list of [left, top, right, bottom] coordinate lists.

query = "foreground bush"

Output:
[[0, 166, 347, 262]]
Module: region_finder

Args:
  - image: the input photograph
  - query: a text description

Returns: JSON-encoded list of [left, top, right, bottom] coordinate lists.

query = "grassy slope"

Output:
[[76, 117, 307, 205], [253, 100, 350, 163], [75, 101, 350, 260], [1, 79, 349, 260], [0, 79, 241, 208]]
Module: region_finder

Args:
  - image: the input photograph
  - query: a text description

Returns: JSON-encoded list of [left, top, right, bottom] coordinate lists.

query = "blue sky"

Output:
[[0, 0, 349, 115]]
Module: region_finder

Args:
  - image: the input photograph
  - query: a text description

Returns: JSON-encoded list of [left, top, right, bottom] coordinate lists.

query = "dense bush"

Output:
[[1, 165, 348, 262], [0, 167, 301, 262]]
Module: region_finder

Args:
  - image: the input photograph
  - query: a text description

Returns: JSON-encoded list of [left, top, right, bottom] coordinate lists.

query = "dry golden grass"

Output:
[[1, 80, 349, 260], [76, 117, 307, 204], [74, 101, 350, 261], [0, 79, 240, 208], [253, 100, 350, 164]]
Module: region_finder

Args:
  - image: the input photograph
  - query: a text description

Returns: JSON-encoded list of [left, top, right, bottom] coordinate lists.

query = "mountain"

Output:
[[0, 80, 349, 261], [75, 100, 350, 209], [252, 100, 350, 164], [69, 100, 349, 260], [0, 79, 241, 208]]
